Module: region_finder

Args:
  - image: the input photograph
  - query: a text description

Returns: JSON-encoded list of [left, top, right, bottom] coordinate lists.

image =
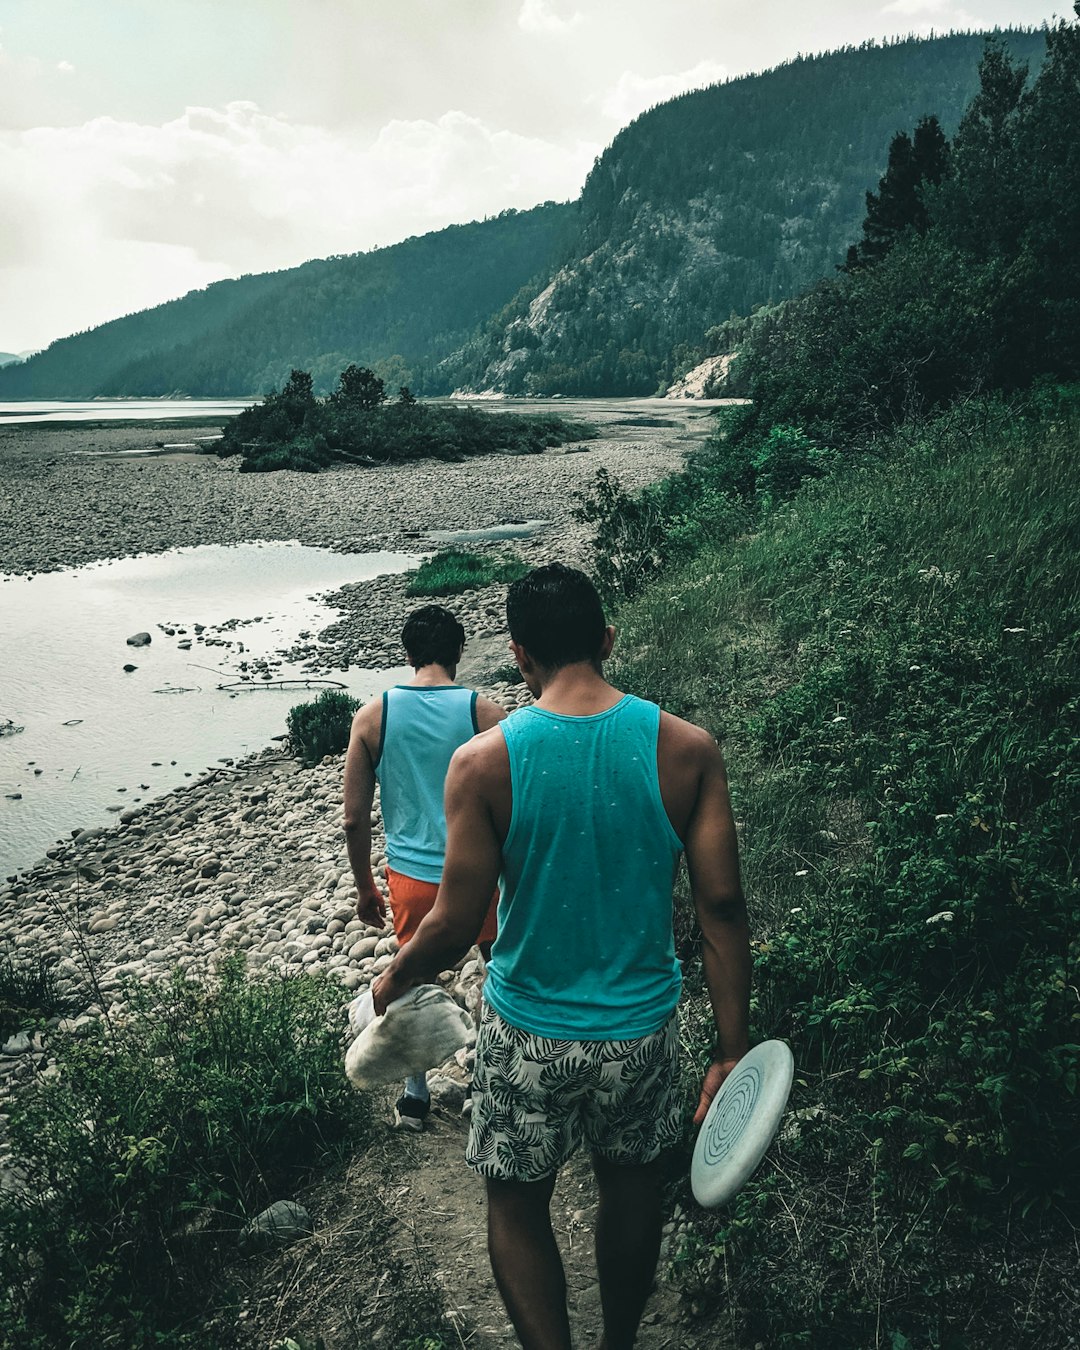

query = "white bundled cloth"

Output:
[[344, 984, 475, 1089]]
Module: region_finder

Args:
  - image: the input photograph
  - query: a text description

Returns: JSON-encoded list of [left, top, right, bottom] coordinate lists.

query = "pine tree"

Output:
[[931, 38, 1028, 260], [843, 116, 949, 270]]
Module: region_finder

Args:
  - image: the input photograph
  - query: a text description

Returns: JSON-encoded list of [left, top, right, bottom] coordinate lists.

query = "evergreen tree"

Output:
[[332, 364, 385, 410], [843, 116, 949, 270], [931, 37, 1028, 260]]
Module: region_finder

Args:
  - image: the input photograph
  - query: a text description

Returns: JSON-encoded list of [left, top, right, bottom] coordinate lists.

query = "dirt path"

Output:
[[390, 1098, 727, 1349], [227, 1084, 730, 1350]]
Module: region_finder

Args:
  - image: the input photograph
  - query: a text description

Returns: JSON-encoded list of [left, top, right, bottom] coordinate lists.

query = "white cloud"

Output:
[[57, 59, 75, 74], [518, 0, 583, 35], [880, 0, 988, 29], [599, 60, 727, 126], [0, 102, 599, 350]]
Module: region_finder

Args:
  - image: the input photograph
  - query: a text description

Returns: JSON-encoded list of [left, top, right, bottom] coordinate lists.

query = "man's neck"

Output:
[[409, 663, 458, 687], [534, 662, 623, 716]]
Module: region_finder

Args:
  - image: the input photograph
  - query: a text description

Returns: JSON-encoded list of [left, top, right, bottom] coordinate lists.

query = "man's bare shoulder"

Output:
[[449, 722, 510, 783], [658, 708, 721, 763], [351, 697, 383, 734], [473, 694, 508, 731], [348, 696, 384, 754]]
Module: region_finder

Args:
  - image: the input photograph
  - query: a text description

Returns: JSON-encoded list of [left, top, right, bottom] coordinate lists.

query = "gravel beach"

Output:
[[0, 400, 708, 1031], [0, 403, 719, 1343]]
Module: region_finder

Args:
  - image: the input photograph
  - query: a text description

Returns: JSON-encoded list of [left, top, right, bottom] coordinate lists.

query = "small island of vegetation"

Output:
[[215, 365, 596, 472]]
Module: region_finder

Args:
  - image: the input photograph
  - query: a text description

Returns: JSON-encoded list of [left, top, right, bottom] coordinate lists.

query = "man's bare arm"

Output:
[[372, 735, 503, 1013], [342, 703, 386, 927], [683, 732, 751, 1125]]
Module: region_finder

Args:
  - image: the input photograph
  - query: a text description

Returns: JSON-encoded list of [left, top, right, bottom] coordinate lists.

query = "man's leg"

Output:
[[486, 1174, 572, 1350], [591, 1152, 665, 1350]]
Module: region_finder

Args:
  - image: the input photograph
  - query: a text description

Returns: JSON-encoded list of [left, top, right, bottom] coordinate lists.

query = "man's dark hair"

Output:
[[401, 605, 466, 669], [506, 564, 607, 669]]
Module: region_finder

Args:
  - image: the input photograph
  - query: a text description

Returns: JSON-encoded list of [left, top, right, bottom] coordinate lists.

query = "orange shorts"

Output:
[[385, 866, 498, 948]]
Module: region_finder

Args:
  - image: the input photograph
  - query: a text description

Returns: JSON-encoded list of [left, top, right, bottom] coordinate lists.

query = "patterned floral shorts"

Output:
[[465, 1002, 682, 1181]]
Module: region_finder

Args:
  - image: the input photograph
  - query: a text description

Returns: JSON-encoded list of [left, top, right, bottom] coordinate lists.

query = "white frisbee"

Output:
[[690, 1039, 794, 1208]]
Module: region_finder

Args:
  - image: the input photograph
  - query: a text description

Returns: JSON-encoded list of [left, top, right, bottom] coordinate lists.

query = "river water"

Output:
[[0, 398, 253, 425], [0, 542, 417, 879]]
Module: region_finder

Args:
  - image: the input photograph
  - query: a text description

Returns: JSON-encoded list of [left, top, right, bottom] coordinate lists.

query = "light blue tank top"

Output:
[[485, 694, 684, 1040], [375, 685, 479, 884]]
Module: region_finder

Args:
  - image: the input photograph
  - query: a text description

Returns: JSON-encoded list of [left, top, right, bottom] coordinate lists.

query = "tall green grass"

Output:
[[0, 956, 373, 1349], [611, 398, 1080, 1347], [405, 547, 528, 597]]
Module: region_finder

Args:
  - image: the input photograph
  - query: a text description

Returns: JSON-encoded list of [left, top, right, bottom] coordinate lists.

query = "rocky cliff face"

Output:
[[442, 30, 1046, 398]]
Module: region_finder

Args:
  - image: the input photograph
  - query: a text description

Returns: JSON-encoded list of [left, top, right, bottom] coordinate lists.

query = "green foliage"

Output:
[[0, 202, 576, 399], [405, 548, 528, 598], [0, 951, 83, 1040], [574, 461, 748, 607], [287, 689, 360, 765], [733, 19, 1080, 452], [611, 399, 1080, 1346], [217, 369, 595, 471], [331, 363, 386, 410], [0, 956, 372, 1349], [842, 115, 949, 271], [445, 30, 1047, 396]]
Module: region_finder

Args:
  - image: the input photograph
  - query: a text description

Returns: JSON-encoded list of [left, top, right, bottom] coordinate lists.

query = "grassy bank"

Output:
[[406, 547, 529, 597], [607, 398, 1079, 1347], [0, 956, 380, 1349]]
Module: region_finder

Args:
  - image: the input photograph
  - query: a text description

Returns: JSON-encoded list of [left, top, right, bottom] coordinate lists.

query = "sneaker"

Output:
[[393, 1093, 430, 1132]]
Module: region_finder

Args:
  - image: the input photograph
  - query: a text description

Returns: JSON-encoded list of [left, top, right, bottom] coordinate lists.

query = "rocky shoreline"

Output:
[[0, 399, 702, 1042], [0, 401, 705, 1110]]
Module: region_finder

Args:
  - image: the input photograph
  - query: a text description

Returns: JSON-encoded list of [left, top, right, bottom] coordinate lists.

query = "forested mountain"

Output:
[[0, 29, 1047, 401], [0, 204, 576, 399], [447, 29, 1046, 395]]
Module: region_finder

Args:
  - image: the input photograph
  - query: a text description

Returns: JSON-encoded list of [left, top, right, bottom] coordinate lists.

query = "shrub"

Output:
[[0, 950, 82, 1040], [610, 398, 1080, 1346], [405, 548, 528, 597], [574, 465, 748, 607], [0, 956, 372, 1349], [218, 369, 595, 471], [287, 689, 360, 764]]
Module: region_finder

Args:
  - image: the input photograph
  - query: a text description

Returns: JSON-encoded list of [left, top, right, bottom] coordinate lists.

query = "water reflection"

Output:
[[0, 542, 417, 877]]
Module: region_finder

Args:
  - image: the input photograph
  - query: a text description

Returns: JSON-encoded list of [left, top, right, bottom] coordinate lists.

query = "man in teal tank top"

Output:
[[343, 605, 505, 1129], [373, 566, 751, 1349]]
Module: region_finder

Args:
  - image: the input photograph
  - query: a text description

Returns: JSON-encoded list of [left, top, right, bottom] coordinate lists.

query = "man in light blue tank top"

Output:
[[373, 566, 751, 1349], [344, 605, 505, 1129]]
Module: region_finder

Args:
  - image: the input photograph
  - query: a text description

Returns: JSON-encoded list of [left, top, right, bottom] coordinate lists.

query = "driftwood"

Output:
[[216, 678, 347, 693]]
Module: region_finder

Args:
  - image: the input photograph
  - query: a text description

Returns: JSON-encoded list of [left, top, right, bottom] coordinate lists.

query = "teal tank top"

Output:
[[485, 694, 684, 1040], [375, 685, 479, 884]]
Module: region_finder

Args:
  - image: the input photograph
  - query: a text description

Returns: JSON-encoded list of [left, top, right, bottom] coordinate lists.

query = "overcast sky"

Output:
[[0, 0, 1064, 353]]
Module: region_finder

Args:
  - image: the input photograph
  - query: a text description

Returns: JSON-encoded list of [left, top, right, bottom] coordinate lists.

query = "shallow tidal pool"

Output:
[[0, 541, 417, 878]]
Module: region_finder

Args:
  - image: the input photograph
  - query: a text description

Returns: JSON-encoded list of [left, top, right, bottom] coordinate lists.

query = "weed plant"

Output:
[[405, 547, 528, 597], [606, 397, 1080, 1347], [0, 956, 373, 1350], [287, 689, 360, 765], [0, 949, 83, 1039]]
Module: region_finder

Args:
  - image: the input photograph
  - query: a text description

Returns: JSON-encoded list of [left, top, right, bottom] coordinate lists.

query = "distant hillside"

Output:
[[445, 29, 1047, 395], [0, 29, 1048, 401], [0, 204, 576, 400]]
